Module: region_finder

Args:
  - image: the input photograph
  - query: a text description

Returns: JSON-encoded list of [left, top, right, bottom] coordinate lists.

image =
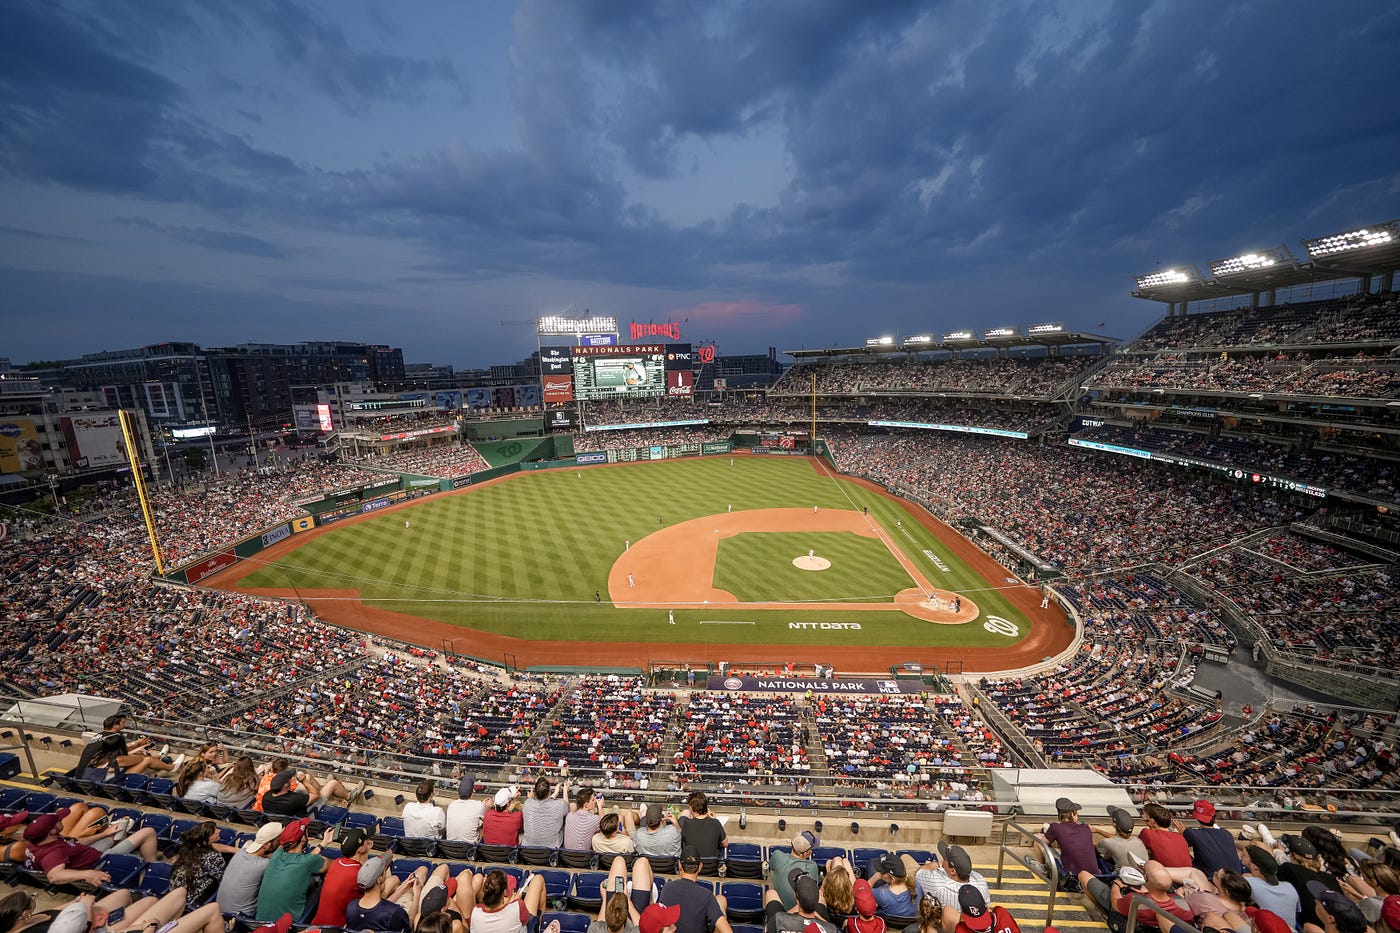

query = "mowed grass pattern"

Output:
[[236, 457, 1034, 649], [715, 532, 911, 602]]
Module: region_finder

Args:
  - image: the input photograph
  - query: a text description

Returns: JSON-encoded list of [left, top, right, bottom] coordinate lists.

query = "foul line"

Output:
[[699, 620, 756, 625]]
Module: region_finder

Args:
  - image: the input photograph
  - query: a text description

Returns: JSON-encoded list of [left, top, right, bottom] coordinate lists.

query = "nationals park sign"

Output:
[[706, 675, 925, 695]]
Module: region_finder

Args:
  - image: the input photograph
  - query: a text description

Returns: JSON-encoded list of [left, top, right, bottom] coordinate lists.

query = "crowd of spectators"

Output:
[[339, 411, 461, 437], [771, 355, 1099, 399], [572, 426, 730, 452], [1090, 351, 1400, 400], [1128, 292, 1400, 351], [672, 693, 811, 783], [521, 676, 675, 778], [348, 443, 488, 478]]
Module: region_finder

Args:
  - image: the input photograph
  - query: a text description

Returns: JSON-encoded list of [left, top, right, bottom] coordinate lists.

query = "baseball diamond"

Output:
[[213, 455, 1068, 669]]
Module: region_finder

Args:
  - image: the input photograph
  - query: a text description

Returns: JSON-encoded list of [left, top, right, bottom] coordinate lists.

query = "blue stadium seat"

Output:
[[542, 912, 590, 933], [97, 852, 144, 889], [138, 862, 173, 897], [568, 872, 608, 912], [722, 882, 765, 923], [390, 858, 434, 881], [725, 843, 763, 879]]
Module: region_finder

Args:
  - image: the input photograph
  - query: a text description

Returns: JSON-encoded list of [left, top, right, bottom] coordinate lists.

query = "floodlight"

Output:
[[538, 314, 619, 336], [1209, 247, 1287, 277], [865, 336, 895, 346], [1303, 221, 1399, 258], [904, 335, 934, 344], [1134, 268, 1198, 289], [983, 327, 1019, 339], [942, 330, 975, 342], [1026, 322, 1065, 335]]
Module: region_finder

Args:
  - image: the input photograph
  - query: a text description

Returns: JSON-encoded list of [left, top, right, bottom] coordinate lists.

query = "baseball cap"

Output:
[[494, 787, 512, 808], [1118, 867, 1146, 888], [1306, 883, 1366, 933], [339, 827, 368, 856], [957, 885, 992, 933], [1281, 833, 1317, 858], [938, 840, 973, 878], [421, 882, 450, 917], [793, 830, 818, 854], [1380, 895, 1400, 932], [1245, 845, 1278, 877], [1245, 907, 1291, 933], [244, 822, 285, 853], [1191, 799, 1216, 823], [0, 810, 29, 832], [1107, 806, 1134, 834], [269, 768, 297, 792], [358, 855, 390, 889], [23, 807, 71, 843], [1054, 797, 1080, 813], [459, 773, 478, 798], [868, 852, 905, 878], [278, 817, 311, 845], [639, 904, 681, 933], [680, 845, 702, 871], [790, 869, 821, 912], [853, 879, 878, 918]]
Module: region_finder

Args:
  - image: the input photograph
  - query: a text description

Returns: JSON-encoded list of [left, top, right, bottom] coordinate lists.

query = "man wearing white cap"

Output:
[[482, 786, 524, 846], [215, 821, 284, 919]]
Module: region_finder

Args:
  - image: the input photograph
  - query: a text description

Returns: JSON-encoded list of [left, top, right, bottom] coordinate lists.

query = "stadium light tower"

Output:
[[1208, 247, 1289, 278], [1133, 266, 1201, 289], [1302, 221, 1398, 258]]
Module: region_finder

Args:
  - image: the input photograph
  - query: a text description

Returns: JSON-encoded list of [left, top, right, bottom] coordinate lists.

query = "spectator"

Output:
[[215, 822, 284, 918], [1278, 835, 1339, 929], [168, 821, 233, 906], [346, 855, 429, 933], [261, 767, 360, 819], [633, 804, 682, 859], [175, 760, 224, 806], [848, 880, 885, 933], [1039, 798, 1096, 888], [313, 827, 374, 927], [638, 905, 681, 933], [908, 843, 989, 933], [74, 714, 176, 776], [255, 818, 332, 922], [1242, 845, 1301, 928], [770, 832, 821, 911], [593, 813, 636, 856], [659, 847, 733, 933], [1139, 803, 1191, 869], [482, 787, 524, 846], [1183, 800, 1244, 876], [469, 869, 546, 933], [403, 778, 447, 839], [679, 792, 725, 860], [564, 787, 604, 852], [22, 807, 159, 885], [1093, 807, 1148, 872], [1308, 883, 1369, 933], [1083, 862, 1190, 930], [762, 867, 836, 933], [952, 884, 1019, 933], [218, 758, 262, 811], [865, 854, 916, 918], [446, 774, 486, 844], [522, 776, 571, 849]]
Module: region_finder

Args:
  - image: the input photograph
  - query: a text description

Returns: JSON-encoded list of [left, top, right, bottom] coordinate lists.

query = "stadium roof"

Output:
[[785, 330, 1114, 359], [1132, 218, 1400, 305]]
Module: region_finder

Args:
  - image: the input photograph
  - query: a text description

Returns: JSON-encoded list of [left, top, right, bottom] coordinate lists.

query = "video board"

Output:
[[572, 344, 667, 400]]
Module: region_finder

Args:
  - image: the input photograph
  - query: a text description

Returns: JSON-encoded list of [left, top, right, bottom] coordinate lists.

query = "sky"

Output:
[[2, 1, 1398, 369]]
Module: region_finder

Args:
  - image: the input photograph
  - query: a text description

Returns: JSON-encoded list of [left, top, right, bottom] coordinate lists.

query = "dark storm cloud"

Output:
[[0, 226, 93, 244]]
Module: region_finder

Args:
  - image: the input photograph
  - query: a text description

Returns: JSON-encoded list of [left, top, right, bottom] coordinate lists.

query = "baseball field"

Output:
[[214, 456, 1070, 669]]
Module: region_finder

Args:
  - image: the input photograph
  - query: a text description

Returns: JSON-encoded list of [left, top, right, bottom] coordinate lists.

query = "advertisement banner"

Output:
[[542, 375, 575, 404], [362, 497, 391, 513], [546, 409, 577, 431], [316, 404, 333, 432], [186, 550, 237, 585], [701, 441, 734, 454], [541, 347, 573, 374], [664, 344, 693, 368], [491, 386, 517, 408], [260, 524, 291, 547], [0, 418, 42, 474], [666, 370, 694, 397], [466, 388, 491, 409], [580, 333, 616, 346], [451, 476, 473, 489], [515, 384, 541, 407], [705, 675, 924, 695], [649, 445, 666, 460], [713, 377, 727, 390], [576, 452, 607, 465], [291, 516, 314, 533]]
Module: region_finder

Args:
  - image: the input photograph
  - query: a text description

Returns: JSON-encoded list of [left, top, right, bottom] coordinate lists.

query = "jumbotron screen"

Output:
[[572, 344, 667, 400]]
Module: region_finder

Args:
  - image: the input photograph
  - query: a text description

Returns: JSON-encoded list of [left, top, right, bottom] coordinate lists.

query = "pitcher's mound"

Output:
[[793, 555, 831, 571]]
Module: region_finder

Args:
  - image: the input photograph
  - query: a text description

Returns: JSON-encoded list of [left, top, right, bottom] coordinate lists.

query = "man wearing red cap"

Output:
[[255, 818, 334, 922], [640, 904, 681, 933], [953, 884, 1020, 933], [1181, 799, 1243, 876], [22, 808, 160, 886]]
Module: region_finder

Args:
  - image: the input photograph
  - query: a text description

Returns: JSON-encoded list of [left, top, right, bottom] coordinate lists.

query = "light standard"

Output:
[[45, 473, 60, 513]]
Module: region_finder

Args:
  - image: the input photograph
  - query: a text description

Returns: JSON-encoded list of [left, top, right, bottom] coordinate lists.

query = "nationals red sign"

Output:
[[630, 321, 681, 341], [666, 370, 694, 397]]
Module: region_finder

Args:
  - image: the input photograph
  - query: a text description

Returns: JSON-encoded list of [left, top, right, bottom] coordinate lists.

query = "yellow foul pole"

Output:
[[810, 372, 817, 456], [119, 410, 165, 576]]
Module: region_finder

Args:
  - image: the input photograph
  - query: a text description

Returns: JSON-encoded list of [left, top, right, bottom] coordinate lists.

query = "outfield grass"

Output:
[[236, 456, 1032, 648], [715, 532, 910, 602]]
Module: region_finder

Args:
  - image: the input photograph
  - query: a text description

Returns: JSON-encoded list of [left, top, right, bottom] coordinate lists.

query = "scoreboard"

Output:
[[572, 344, 667, 400]]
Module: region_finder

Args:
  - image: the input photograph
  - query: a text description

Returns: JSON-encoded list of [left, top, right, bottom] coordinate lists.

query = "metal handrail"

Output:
[[1124, 894, 1205, 933], [995, 820, 1060, 929]]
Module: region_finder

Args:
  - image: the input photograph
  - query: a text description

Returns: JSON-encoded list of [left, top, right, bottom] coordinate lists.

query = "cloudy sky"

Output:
[[2, 1, 1398, 368]]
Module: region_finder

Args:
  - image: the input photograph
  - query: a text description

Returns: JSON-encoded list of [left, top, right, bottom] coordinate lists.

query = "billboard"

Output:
[[316, 404, 333, 432], [61, 414, 126, 468], [580, 333, 616, 346], [547, 409, 577, 431], [664, 344, 693, 368], [466, 388, 491, 409], [515, 384, 541, 407], [541, 347, 573, 374], [543, 375, 575, 404], [0, 418, 42, 474], [666, 370, 694, 397], [186, 550, 237, 585]]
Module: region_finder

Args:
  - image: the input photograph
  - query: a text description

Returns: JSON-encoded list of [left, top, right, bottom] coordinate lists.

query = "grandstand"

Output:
[[3, 219, 1399, 933]]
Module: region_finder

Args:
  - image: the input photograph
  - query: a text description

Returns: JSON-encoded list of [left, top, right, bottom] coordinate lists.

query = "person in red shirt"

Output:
[[312, 827, 373, 926], [482, 787, 524, 846], [953, 884, 1020, 933], [1138, 803, 1192, 869]]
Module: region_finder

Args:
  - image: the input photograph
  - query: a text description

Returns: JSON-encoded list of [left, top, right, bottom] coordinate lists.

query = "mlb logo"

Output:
[[877, 681, 899, 694]]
